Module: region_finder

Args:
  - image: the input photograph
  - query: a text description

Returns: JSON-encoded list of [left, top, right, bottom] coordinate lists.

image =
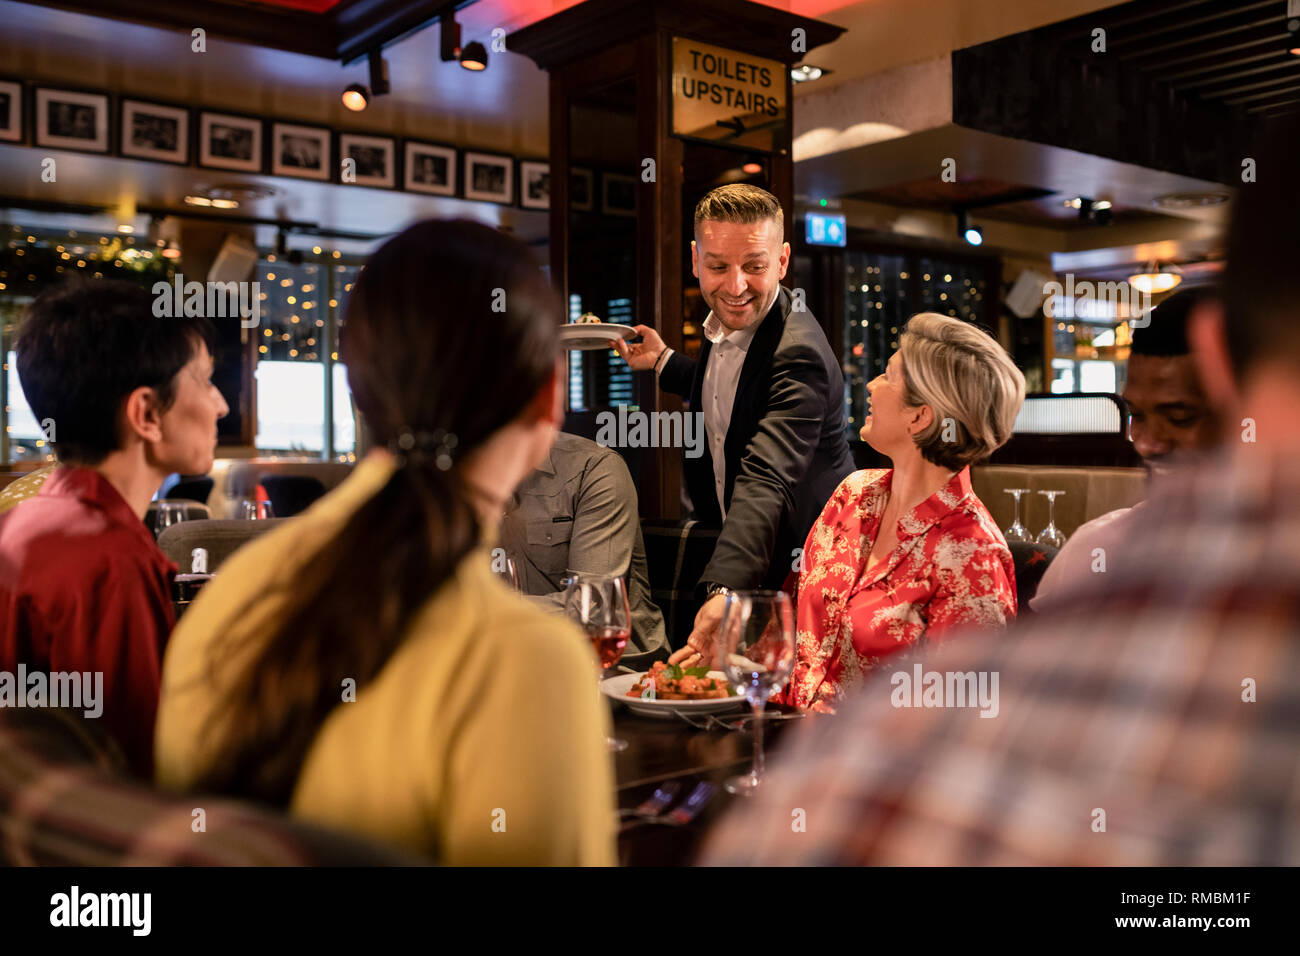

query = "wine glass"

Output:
[[154, 501, 188, 539], [717, 590, 796, 796], [563, 572, 632, 754], [1002, 488, 1032, 543], [491, 551, 521, 592], [1035, 490, 1067, 548], [238, 498, 275, 520]]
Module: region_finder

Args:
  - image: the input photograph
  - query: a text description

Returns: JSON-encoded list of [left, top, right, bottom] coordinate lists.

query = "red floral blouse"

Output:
[[783, 466, 1016, 713]]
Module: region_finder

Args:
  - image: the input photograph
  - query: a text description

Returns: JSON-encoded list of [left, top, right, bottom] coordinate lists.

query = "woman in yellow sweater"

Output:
[[155, 220, 615, 865]]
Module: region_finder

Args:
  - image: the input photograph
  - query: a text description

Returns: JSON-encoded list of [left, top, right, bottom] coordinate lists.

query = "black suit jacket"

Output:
[[660, 286, 855, 592]]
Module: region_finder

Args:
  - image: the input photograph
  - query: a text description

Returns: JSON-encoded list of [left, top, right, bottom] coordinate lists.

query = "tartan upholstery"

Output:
[[0, 707, 425, 866], [640, 519, 719, 651]]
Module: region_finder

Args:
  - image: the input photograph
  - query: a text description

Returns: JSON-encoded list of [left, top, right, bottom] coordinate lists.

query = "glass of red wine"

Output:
[[563, 571, 631, 754]]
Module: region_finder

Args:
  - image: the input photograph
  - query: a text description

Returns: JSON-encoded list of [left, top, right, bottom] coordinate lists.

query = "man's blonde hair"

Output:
[[693, 184, 783, 238], [898, 313, 1025, 470]]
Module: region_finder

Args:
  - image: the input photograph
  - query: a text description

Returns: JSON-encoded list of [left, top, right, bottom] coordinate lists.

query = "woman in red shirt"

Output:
[[786, 313, 1025, 712]]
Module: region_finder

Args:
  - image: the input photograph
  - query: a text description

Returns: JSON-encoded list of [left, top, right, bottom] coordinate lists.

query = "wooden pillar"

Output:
[[510, 0, 843, 518]]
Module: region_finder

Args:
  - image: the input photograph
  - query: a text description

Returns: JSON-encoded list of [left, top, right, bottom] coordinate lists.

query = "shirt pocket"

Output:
[[525, 516, 574, 579]]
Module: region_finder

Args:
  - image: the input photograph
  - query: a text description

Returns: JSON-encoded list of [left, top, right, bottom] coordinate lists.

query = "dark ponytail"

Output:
[[194, 221, 561, 805]]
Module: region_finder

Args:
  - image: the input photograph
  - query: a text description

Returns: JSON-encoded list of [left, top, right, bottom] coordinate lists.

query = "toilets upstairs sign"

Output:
[[671, 37, 787, 151]]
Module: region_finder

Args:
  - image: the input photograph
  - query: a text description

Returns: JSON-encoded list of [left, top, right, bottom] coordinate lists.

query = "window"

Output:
[[253, 255, 359, 458]]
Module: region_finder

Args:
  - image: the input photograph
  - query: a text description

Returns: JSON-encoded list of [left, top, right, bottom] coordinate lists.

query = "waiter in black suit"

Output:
[[614, 184, 854, 663]]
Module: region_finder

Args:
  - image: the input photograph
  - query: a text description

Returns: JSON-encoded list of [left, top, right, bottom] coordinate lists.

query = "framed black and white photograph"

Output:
[[518, 160, 550, 210], [0, 80, 23, 143], [120, 99, 189, 164], [198, 111, 262, 172], [339, 133, 395, 189], [403, 141, 456, 196], [463, 150, 513, 205], [35, 87, 108, 153], [271, 122, 331, 180], [602, 172, 637, 217], [570, 167, 593, 212]]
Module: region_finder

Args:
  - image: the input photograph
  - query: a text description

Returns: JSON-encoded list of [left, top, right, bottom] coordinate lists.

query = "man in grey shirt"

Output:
[[500, 431, 668, 669]]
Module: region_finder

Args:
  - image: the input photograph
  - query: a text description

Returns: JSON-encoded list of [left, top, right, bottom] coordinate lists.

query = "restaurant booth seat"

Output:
[[259, 474, 327, 518], [157, 518, 286, 574], [969, 464, 1146, 540], [158, 475, 215, 505], [0, 707, 424, 866]]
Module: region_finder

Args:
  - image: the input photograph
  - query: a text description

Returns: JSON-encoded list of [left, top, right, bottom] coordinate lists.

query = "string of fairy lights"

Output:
[[1, 223, 363, 463], [257, 248, 357, 364]]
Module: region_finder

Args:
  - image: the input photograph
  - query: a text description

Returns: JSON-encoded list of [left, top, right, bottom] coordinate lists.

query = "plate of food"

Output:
[[558, 313, 638, 351], [600, 661, 746, 719]]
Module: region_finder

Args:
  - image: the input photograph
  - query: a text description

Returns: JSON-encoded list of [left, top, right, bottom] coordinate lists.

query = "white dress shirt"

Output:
[[656, 310, 764, 517]]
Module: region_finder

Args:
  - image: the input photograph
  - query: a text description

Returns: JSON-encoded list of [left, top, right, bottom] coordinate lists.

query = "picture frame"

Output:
[[339, 132, 396, 189], [271, 122, 331, 181], [0, 80, 23, 143], [518, 160, 550, 210], [198, 111, 263, 172], [119, 98, 189, 165], [570, 167, 593, 212], [34, 87, 109, 153], [463, 150, 514, 205], [403, 140, 457, 196], [602, 172, 637, 217]]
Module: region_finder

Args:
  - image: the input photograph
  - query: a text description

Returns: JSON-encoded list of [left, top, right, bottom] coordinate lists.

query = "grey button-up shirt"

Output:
[[499, 432, 668, 669]]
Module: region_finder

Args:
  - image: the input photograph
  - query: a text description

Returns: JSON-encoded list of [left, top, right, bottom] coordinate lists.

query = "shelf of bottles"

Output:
[[842, 250, 990, 438], [843, 251, 907, 437], [564, 294, 636, 413]]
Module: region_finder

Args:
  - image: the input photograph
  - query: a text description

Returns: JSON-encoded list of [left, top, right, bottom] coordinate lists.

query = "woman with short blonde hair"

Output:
[[786, 312, 1025, 712]]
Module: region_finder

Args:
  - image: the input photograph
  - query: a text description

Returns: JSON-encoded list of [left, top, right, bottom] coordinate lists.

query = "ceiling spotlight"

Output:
[[956, 208, 983, 246], [460, 41, 488, 71], [792, 64, 824, 83], [742, 161, 763, 175], [342, 84, 369, 111]]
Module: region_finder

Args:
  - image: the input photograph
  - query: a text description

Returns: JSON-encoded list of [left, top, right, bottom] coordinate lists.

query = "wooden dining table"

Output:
[[609, 697, 807, 866]]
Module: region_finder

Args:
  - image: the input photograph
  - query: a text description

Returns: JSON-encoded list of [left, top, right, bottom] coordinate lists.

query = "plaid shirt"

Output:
[[0, 707, 422, 866], [702, 448, 1300, 865]]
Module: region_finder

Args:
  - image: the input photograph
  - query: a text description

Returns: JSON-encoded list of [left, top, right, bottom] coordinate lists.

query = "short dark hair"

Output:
[[1223, 114, 1300, 378], [15, 277, 216, 465], [1130, 286, 1218, 358], [694, 184, 783, 236]]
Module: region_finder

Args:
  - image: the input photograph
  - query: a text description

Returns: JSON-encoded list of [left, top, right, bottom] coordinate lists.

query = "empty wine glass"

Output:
[[717, 590, 796, 796], [1002, 488, 1032, 543], [237, 498, 275, 520], [1035, 490, 1067, 548], [563, 572, 632, 754], [491, 552, 521, 592], [154, 501, 188, 539]]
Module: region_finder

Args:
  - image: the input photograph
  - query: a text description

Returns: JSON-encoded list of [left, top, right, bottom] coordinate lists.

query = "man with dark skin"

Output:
[[1033, 286, 1222, 609]]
